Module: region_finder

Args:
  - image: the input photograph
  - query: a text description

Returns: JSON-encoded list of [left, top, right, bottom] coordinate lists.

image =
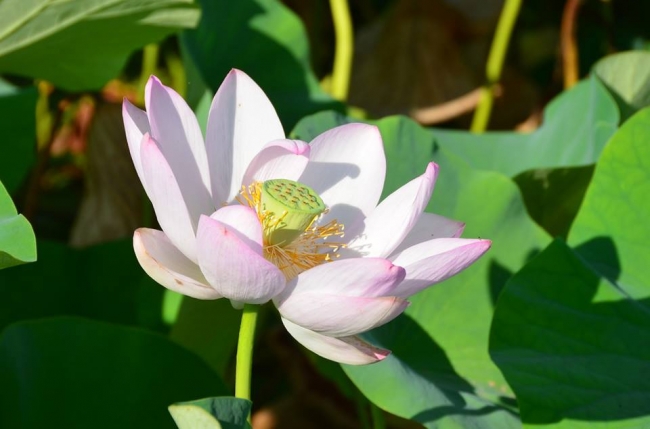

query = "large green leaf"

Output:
[[169, 397, 252, 429], [0, 180, 36, 269], [513, 166, 594, 238], [568, 106, 650, 298], [429, 76, 618, 177], [0, 79, 36, 193], [0, 239, 163, 331], [182, 0, 342, 130], [0, 0, 199, 91], [292, 112, 551, 428], [593, 51, 650, 122], [489, 105, 650, 428], [490, 240, 650, 428], [0, 317, 228, 428]]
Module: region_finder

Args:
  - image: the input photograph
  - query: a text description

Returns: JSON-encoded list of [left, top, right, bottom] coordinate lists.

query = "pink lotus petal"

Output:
[[389, 213, 465, 257], [277, 257, 405, 299], [241, 139, 310, 186], [145, 77, 213, 217], [299, 123, 386, 238], [140, 133, 199, 263], [210, 205, 263, 254], [351, 163, 438, 258], [206, 69, 285, 205], [196, 215, 286, 304], [390, 238, 492, 297], [276, 293, 408, 337], [122, 99, 150, 192], [133, 228, 220, 300], [282, 318, 390, 365]]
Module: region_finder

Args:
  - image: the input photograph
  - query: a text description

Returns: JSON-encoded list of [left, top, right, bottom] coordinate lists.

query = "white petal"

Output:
[[210, 205, 263, 254], [133, 228, 220, 300], [241, 139, 310, 186], [122, 99, 150, 190], [389, 212, 465, 257], [145, 76, 214, 219], [350, 163, 438, 258], [196, 215, 286, 304], [277, 293, 408, 337], [390, 238, 491, 297], [299, 123, 386, 237], [140, 133, 198, 262], [282, 318, 390, 365], [205, 69, 285, 205], [277, 257, 405, 299]]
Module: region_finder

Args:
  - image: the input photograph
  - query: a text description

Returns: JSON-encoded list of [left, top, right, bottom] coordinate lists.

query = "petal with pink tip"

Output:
[[210, 205, 263, 254], [241, 139, 310, 186], [350, 163, 438, 258], [299, 124, 386, 236], [205, 69, 285, 205], [276, 293, 408, 337], [122, 99, 150, 189], [389, 212, 465, 257], [145, 76, 213, 218], [140, 134, 199, 262], [390, 238, 492, 297], [133, 228, 221, 300], [277, 257, 405, 299], [282, 318, 389, 365], [196, 215, 286, 304]]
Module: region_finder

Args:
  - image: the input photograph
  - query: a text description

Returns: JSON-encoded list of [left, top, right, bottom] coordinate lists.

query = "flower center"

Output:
[[237, 179, 345, 280], [259, 179, 326, 246]]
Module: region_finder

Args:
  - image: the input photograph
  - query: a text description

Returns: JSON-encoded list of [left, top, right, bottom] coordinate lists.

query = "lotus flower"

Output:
[[123, 70, 490, 365]]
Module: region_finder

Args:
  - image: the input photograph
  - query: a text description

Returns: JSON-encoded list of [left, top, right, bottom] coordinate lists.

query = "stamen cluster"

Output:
[[238, 182, 345, 279]]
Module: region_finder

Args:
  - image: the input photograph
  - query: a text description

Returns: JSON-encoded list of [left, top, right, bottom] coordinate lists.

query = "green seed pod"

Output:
[[260, 179, 326, 246]]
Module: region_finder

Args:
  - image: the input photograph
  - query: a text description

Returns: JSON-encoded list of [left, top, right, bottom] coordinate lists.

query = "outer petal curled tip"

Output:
[[241, 139, 310, 186], [276, 293, 408, 337], [389, 212, 465, 257], [390, 238, 492, 297], [277, 257, 406, 300], [298, 123, 387, 235], [205, 69, 285, 206], [122, 99, 150, 190], [133, 228, 221, 300], [196, 215, 286, 304], [351, 162, 439, 258], [282, 318, 390, 365], [140, 133, 199, 263], [210, 205, 263, 254], [144, 75, 213, 217]]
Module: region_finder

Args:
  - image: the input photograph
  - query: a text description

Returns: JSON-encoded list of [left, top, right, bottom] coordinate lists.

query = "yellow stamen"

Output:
[[237, 182, 345, 279]]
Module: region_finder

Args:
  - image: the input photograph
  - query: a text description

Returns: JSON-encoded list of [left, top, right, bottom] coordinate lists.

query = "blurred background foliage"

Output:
[[1, 0, 649, 428]]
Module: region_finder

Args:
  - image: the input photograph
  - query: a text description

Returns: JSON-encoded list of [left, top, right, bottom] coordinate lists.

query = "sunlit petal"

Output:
[[282, 318, 390, 365], [205, 69, 285, 205], [133, 228, 220, 300], [196, 215, 286, 304], [351, 163, 438, 257], [390, 238, 491, 297], [299, 123, 386, 237]]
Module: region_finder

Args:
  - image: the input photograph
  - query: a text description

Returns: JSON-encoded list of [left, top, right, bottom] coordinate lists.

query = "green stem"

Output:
[[370, 402, 386, 429], [136, 44, 160, 105], [470, 0, 522, 133], [355, 392, 371, 429], [235, 304, 259, 412], [329, 0, 353, 101]]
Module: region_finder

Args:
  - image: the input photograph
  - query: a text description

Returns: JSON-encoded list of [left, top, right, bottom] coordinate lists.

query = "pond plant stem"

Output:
[[561, 0, 582, 89], [370, 402, 386, 429], [470, 0, 522, 133], [235, 303, 260, 421], [329, 0, 353, 101]]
